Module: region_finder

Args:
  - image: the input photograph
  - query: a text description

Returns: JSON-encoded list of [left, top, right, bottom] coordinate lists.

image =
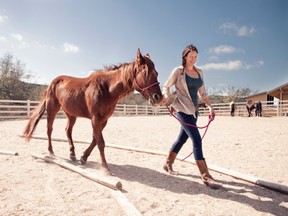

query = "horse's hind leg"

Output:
[[46, 100, 60, 155], [65, 115, 77, 161]]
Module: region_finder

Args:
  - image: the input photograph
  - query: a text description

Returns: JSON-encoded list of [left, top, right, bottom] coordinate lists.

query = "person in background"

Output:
[[255, 101, 262, 117], [230, 101, 236, 117], [161, 44, 221, 189]]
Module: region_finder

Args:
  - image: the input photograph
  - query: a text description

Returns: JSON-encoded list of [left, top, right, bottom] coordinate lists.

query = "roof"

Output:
[[248, 91, 267, 97], [267, 82, 288, 99]]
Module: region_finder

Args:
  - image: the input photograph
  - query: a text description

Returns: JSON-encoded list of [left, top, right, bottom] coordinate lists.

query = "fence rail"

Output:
[[0, 99, 287, 120]]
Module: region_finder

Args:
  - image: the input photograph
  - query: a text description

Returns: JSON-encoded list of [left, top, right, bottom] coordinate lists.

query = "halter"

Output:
[[133, 72, 160, 93]]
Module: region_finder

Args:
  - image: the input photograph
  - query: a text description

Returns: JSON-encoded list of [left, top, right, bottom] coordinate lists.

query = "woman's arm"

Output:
[[198, 69, 215, 117], [161, 67, 181, 104]]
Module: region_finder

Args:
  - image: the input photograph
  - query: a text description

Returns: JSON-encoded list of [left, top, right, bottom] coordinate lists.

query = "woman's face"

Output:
[[185, 50, 198, 66]]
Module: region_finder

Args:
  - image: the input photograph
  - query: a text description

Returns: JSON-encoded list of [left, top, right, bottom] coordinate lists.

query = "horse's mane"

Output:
[[89, 61, 136, 93], [103, 63, 130, 71]]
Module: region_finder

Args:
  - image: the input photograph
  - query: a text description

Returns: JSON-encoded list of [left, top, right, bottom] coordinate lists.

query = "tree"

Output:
[[28, 84, 47, 101], [207, 86, 257, 104], [0, 53, 32, 100]]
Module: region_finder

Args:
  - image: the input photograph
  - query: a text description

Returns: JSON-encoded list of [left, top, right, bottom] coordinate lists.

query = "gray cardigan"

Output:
[[162, 66, 208, 117]]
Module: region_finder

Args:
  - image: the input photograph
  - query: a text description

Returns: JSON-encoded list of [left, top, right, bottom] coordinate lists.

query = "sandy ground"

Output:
[[0, 115, 287, 216]]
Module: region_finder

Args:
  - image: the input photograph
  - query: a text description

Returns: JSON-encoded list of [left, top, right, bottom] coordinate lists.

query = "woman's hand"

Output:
[[209, 107, 215, 120], [161, 97, 169, 106]]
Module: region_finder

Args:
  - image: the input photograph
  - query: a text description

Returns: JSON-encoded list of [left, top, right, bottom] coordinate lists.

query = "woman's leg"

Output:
[[177, 112, 221, 189], [163, 115, 189, 174], [170, 127, 189, 153], [175, 112, 203, 160]]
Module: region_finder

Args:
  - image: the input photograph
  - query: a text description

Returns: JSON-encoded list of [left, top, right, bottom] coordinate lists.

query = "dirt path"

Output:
[[0, 116, 287, 215]]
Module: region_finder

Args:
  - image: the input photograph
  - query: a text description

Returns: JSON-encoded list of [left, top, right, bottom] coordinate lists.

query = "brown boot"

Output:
[[196, 160, 221, 189], [163, 150, 178, 175]]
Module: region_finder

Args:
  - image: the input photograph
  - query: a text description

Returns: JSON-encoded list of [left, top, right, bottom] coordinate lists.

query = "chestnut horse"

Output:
[[23, 49, 163, 172]]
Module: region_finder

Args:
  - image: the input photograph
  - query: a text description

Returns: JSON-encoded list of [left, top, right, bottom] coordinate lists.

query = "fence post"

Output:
[[27, 100, 30, 117]]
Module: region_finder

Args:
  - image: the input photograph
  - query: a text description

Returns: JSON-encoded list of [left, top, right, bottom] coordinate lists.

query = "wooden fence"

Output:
[[0, 99, 287, 120]]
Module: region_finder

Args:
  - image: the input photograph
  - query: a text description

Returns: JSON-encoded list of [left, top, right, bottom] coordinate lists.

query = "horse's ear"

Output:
[[136, 48, 145, 64], [145, 53, 151, 59]]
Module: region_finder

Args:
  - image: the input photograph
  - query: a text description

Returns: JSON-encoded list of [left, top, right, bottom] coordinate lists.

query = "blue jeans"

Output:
[[170, 112, 204, 160]]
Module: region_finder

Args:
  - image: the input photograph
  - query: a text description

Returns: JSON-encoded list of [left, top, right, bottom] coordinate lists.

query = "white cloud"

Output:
[[0, 15, 8, 24], [63, 42, 80, 53], [32, 41, 57, 50], [208, 55, 219, 61], [0, 36, 7, 42], [219, 22, 256, 37], [208, 45, 239, 54], [9, 33, 29, 48], [11, 33, 24, 41], [237, 25, 256, 36], [201, 60, 243, 71], [257, 60, 264, 66], [200, 59, 264, 71]]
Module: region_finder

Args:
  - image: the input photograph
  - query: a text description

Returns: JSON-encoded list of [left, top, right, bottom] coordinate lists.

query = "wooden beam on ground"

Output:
[[182, 158, 288, 195], [31, 152, 122, 190], [27, 135, 288, 195], [0, 149, 19, 156], [111, 190, 142, 216]]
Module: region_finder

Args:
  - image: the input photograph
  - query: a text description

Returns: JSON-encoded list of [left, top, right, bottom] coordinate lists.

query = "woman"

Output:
[[161, 44, 221, 189]]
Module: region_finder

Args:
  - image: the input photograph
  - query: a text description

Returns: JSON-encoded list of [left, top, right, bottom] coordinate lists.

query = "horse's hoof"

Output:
[[80, 157, 86, 165], [102, 168, 112, 176], [70, 155, 77, 161]]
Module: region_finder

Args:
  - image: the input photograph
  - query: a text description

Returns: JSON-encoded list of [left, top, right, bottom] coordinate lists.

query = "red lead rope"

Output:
[[166, 105, 214, 161]]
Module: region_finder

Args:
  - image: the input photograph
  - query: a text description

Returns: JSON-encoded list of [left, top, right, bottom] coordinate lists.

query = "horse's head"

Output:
[[133, 48, 163, 105]]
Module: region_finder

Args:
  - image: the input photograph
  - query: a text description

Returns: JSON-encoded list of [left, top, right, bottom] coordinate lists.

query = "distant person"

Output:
[[255, 101, 262, 117], [230, 101, 236, 117], [161, 44, 221, 189]]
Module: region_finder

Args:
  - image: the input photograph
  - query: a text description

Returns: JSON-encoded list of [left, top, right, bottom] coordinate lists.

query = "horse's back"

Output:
[[50, 75, 89, 86], [45, 75, 91, 118]]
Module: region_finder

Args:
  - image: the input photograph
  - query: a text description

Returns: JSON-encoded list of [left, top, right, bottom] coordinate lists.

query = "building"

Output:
[[267, 82, 288, 100], [246, 82, 288, 117], [247, 82, 288, 102]]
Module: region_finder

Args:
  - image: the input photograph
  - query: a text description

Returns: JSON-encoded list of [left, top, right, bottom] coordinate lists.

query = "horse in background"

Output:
[[23, 49, 163, 173], [246, 100, 256, 117]]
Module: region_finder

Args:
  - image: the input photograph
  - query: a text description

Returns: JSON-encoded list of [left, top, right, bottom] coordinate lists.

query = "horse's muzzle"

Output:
[[149, 93, 163, 105]]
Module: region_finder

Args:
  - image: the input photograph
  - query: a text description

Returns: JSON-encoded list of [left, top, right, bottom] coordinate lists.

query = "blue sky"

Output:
[[0, 0, 287, 93]]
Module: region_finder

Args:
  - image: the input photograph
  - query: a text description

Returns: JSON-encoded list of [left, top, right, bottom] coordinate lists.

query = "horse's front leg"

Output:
[[80, 137, 97, 164], [96, 132, 109, 171], [81, 119, 109, 172], [81, 132, 109, 172]]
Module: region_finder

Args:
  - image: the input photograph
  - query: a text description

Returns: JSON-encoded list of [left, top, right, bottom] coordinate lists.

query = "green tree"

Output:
[[0, 53, 32, 100]]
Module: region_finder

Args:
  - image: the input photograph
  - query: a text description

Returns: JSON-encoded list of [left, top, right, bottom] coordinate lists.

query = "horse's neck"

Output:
[[110, 67, 135, 98]]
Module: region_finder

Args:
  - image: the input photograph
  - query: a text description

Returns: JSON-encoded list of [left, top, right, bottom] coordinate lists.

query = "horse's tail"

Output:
[[23, 93, 47, 142]]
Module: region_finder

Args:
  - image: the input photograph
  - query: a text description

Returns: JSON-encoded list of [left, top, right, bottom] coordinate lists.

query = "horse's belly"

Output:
[[61, 103, 90, 118]]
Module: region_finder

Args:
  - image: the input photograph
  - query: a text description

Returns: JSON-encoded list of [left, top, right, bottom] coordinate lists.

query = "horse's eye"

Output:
[[143, 69, 148, 77], [142, 65, 149, 76]]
